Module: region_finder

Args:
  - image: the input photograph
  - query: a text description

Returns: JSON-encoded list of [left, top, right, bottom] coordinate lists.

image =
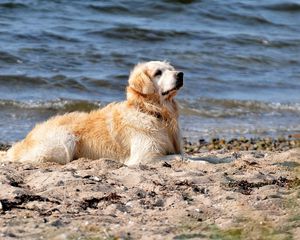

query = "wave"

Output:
[[88, 4, 130, 14], [0, 75, 79, 88], [0, 75, 87, 91], [0, 99, 101, 112], [2, 98, 299, 118], [0, 74, 128, 95], [231, 35, 300, 49], [99, 26, 194, 41], [0, 51, 22, 64], [0, 98, 299, 142], [228, 34, 270, 46], [88, 1, 191, 16], [42, 31, 82, 43], [265, 2, 300, 12], [227, 11, 282, 26], [15, 32, 81, 43], [0, 2, 27, 9], [0, 75, 49, 86], [164, 0, 196, 4], [3, 74, 85, 91], [180, 98, 300, 118]]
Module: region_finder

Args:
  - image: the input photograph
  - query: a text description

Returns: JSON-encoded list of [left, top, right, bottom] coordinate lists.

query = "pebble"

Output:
[[92, 176, 100, 182]]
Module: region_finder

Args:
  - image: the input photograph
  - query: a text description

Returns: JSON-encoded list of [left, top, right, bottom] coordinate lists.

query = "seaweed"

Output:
[[224, 176, 300, 195]]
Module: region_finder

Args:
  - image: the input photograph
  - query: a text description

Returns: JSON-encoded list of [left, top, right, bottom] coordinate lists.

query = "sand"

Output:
[[0, 148, 299, 239]]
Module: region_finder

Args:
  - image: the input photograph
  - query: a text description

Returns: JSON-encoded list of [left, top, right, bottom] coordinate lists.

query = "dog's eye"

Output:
[[154, 69, 162, 77]]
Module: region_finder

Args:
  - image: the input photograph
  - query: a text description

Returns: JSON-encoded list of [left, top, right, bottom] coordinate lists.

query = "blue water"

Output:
[[0, 0, 300, 142]]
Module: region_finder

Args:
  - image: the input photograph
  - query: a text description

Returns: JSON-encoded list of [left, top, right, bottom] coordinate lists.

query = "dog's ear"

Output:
[[128, 64, 155, 95]]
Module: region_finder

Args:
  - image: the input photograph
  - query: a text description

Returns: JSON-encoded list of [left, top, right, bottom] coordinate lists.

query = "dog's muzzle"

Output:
[[161, 72, 184, 96]]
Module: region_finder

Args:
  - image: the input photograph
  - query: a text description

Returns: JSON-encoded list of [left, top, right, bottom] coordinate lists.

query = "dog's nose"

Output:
[[176, 72, 184, 87], [176, 72, 184, 81]]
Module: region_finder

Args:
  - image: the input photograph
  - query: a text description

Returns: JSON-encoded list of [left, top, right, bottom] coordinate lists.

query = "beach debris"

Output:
[[81, 192, 122, 210], [183, 136, 300, 153], [223, 176, 300, 195]]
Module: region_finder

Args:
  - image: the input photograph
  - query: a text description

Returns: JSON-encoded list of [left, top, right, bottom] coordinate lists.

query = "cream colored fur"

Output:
[[7, 61, 183, 165]]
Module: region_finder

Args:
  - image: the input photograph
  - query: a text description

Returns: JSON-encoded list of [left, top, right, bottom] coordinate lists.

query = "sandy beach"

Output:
[[0, 138, 299, 240], [1, 1, 300, 239]]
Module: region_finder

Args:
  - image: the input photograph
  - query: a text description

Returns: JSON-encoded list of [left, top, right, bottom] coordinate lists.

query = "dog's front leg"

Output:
[[124, 136, 167, 166], [125, 151, 185, 167], [125, 148, 160, 166]]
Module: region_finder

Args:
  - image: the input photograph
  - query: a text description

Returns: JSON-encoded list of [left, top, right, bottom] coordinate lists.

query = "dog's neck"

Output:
[[126, 86, 178, 121], [126, 86, 181, 154]]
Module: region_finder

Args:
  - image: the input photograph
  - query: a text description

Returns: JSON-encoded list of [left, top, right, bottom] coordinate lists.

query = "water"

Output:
[[0, 0, 300, 143]]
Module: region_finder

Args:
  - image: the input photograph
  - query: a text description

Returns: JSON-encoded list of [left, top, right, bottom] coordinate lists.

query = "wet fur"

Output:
[[7, 61, 182, 165]]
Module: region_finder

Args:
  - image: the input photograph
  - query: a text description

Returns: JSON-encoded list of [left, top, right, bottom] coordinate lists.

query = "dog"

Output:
[[6, 61, 184, 165]]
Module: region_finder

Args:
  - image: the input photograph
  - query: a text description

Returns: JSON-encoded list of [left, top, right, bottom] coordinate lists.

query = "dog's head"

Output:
[[128, 61, 184, 100]]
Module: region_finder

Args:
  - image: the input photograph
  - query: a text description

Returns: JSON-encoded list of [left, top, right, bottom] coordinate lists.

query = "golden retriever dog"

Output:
[[6, 61, 184, 165]]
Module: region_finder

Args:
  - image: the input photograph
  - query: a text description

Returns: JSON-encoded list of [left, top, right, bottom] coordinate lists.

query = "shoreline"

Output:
[[2, 135, 300, 152], [184, 134, 300, 153], [0, 137, 299, 239]]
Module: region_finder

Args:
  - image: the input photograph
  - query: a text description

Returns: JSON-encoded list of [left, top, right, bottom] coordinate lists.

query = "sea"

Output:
[[0, 0, 300, 143]]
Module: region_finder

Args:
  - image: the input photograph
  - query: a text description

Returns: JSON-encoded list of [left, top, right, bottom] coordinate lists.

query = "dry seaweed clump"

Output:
[[0, 143, 10, 151], [223, 176, 300, 195], [184, 135, 300, 153]]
